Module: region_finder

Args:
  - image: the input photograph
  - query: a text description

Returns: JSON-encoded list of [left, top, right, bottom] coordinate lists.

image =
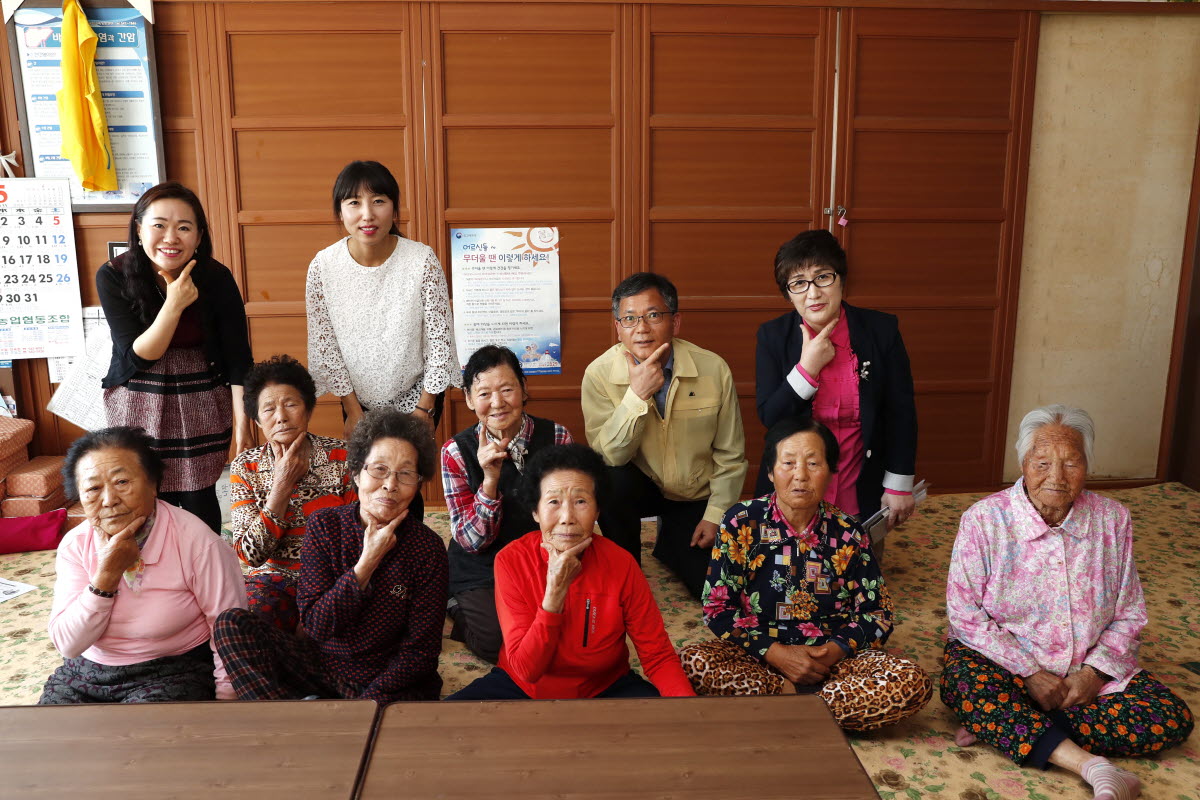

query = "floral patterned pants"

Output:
[[940, 640, 1194, 766], [245, 571, 299, 633], [680, 638, 932, 731]]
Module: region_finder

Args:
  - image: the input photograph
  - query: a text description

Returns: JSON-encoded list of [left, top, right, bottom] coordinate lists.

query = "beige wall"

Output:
[[1004, 15, 1200, 481]]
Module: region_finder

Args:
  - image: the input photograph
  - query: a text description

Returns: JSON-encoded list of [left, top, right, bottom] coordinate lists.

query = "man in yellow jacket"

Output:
[[582, 273, 747, 599]]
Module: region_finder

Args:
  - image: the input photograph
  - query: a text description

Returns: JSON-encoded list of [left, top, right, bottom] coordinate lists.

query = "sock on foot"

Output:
[[1080, 756, 1141, 800]]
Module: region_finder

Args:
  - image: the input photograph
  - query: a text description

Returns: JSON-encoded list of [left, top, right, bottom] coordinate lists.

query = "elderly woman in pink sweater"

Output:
[[40, 427, 246, 703]]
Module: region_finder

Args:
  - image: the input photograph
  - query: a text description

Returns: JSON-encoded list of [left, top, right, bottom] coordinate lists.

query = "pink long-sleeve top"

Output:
[[794, 315, 865, 515], [945, 480, 1146, 694], [48, 499, 248, 699]]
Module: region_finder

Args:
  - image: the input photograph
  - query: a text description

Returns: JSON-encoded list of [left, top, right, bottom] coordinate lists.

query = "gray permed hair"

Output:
[[1015, 404, 1095, 468]]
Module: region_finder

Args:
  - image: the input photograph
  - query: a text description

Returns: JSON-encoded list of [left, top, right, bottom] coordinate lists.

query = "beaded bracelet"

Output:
[[87, 584, 117, 598]]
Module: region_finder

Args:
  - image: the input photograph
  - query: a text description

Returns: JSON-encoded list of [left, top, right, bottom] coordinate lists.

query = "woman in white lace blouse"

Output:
[[306, 160, 462, 441]]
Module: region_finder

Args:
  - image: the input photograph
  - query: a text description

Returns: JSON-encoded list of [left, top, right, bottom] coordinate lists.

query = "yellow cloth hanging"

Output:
[[57, 0, 117, 191]]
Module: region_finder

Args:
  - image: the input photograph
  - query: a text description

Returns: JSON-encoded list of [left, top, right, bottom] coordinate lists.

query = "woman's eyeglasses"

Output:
[[786, 271, 838, 294], [362, 463, 420, 485]]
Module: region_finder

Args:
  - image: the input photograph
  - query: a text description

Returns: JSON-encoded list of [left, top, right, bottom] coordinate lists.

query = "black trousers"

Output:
[[160, 486, 222, 533], [449, 584, 502, 664], [597, 463, 710, 599]]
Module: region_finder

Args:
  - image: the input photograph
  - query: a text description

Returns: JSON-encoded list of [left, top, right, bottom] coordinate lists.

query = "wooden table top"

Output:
[[359, 694, 878, 800], [0, 699, 378, 799]]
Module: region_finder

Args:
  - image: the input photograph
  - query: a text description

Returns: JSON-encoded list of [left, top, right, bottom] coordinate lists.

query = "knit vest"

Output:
[[447, 416, 556, 596]]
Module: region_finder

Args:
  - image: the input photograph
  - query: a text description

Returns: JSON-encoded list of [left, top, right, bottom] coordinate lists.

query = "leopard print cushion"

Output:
[[680, 639, 932, 732]]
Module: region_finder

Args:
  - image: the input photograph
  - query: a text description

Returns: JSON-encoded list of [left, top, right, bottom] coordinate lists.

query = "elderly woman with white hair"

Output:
[[941, 405, 1192, 800]]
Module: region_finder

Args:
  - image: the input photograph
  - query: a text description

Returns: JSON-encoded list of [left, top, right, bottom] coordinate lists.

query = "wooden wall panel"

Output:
[[234, 130, 409, 214], [837, 8, 1035, 490], [242, 224, 341, 303], [442, 33, 613, 115], [647, 6, 833, 493], [843, 222, 1001, 298], [445, 130, 613, 210], [854, 38, 1015, 119], [850, 132, 1010, 210], [651, 130, 815, 209], [228, 33, 408, 117], [651, 35, 817, 116]]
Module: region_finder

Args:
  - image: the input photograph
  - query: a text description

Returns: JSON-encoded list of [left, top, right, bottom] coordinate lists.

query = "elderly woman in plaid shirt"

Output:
[[441, 345, 573, 663]]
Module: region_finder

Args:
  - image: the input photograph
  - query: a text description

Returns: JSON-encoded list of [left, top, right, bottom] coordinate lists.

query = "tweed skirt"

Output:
[[103, 345, 232, 493]]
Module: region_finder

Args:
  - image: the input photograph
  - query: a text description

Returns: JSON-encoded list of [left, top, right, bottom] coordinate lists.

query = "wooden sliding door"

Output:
[[834, 9, 1037, 491], [644, 6, 834, 491], [429, 2, 628, 455]]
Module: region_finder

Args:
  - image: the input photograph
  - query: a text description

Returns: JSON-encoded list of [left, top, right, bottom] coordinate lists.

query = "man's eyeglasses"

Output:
[[617, 311, 674, 328]]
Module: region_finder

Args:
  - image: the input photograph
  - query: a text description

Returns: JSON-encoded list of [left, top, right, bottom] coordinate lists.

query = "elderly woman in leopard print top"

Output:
[[678, 416, 931, 731], [229, 355, 355, 632]]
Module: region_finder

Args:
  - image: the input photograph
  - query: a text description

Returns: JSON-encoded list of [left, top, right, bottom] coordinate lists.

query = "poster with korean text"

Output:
[[451, 227, 561, 375]]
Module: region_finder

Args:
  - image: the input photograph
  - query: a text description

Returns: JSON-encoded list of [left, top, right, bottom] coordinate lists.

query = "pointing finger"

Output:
[[564, 536, 593, 557], [817, 315, 840, 339], [644, 342, 671, 366], [179, 259, 197, 281]]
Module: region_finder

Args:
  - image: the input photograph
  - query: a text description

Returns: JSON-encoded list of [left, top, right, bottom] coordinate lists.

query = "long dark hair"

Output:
[[332, 161, 403, 237], [116, 182, 213, 324]]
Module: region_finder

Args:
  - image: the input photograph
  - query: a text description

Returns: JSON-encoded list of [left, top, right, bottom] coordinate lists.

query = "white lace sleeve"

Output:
[[305, 252, 354, 398], [419, 247, 463, 392]]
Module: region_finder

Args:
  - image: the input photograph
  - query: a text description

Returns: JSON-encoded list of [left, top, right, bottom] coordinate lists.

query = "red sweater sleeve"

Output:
[[494, 542, 564, 684], [620, 557, 696, 697]]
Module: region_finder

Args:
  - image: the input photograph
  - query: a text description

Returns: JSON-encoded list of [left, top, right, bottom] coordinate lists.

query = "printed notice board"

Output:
[[0, 178, 85, 359]]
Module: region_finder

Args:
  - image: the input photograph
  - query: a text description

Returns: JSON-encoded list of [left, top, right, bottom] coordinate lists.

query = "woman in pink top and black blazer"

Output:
[[754, 230, 917, 528]]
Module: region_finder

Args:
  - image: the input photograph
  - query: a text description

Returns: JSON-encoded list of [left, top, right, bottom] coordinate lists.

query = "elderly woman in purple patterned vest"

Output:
[[440, 345, 573, 662]]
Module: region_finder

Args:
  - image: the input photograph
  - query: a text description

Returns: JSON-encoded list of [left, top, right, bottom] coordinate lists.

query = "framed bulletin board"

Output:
[[6, 0, 166, 212]]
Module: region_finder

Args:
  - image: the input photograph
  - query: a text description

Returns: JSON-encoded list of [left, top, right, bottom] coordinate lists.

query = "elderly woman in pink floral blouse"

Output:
[[941, 405, 1192, 800]]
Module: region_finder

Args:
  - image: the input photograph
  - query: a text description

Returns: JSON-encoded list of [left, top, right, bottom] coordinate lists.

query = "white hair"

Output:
[[1015, 404, 1095, 467]]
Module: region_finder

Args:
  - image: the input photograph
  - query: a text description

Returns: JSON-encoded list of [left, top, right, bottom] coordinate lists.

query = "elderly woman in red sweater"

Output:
[[447, 444, 694, 700]]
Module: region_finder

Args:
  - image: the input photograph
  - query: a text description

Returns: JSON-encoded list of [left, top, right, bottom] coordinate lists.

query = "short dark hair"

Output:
[[62, 427, 165, 500], [519, 444, 611, 510], [773, 230, 847, 297], [611, 272, 679, 316], [763, 417, 840, 474], [332, 160, 402, 237], [463, 345, 527, 394], [242, 354, 317, 420], [346, 409, 436, 485]]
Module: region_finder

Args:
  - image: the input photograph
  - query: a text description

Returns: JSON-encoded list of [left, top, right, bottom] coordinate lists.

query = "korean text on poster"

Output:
[[450, 228, 561, 375], [14, 6, 161, 206], [0, 179, 85, 360]]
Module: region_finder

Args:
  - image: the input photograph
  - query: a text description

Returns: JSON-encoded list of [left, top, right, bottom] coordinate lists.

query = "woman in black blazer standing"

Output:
[[754, 230, 917, 528], [96, 182, 253, 532]]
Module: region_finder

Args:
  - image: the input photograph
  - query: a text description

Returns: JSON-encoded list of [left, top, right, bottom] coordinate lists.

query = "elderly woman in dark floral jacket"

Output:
[[679, 417, 930, 731]]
